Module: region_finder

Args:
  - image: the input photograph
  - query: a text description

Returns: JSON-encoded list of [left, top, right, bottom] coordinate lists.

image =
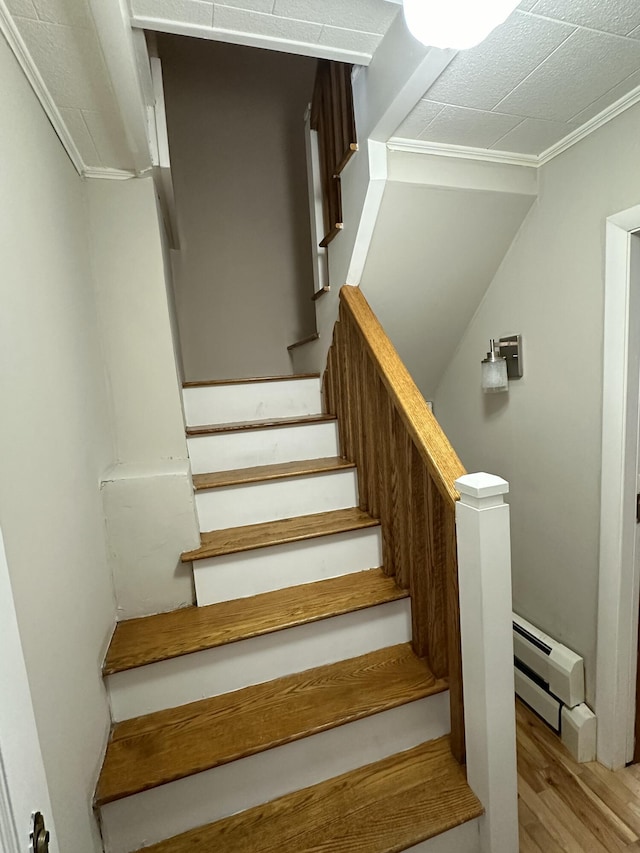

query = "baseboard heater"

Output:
[[513, 613, 596, 762]]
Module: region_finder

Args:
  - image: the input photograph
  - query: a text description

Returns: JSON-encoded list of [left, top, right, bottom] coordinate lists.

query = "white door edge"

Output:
[[597, 205, 640, 768], [0, 525, 57, 853]]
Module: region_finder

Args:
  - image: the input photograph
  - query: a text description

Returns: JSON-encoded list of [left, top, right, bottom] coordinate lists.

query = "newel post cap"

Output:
[[455, 472, 509, 500]]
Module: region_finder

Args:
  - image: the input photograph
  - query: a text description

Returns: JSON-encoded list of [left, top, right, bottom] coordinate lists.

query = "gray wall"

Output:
[[434, 102, 640, 704], [159, 36, 318, 381], [0, 35, 115, 853], [361, 180, 534, 399]]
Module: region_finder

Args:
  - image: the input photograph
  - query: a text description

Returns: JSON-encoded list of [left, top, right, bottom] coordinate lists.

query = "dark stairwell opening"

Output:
[[157, 35, 318, 382]]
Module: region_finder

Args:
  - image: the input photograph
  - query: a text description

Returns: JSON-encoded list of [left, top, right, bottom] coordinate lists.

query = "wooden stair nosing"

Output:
[[186, 413, 335, 437], [192, 456, 355, 491], [181, 507, 380, 563], [183, 373, 320, 388], [103, 568, 405, 676], [133, 737, 483, 853], [95, 644, 447, 806]]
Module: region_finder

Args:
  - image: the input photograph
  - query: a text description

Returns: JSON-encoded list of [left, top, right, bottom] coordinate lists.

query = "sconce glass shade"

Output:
[[482, 359, 508, 393], [481, 340, 508, 394], [403, 0, 520, 50]]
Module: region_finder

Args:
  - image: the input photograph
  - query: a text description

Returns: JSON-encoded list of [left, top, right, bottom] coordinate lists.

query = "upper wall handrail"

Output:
[[339, 285, 466, 506]]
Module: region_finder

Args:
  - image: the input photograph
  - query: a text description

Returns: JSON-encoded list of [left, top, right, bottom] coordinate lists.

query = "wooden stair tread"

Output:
[[182, 507, 379, 563], [103, 569, 404, 675], [96, 644, 447, 806], [192, 456, 355, 490], [186, 413, 335, 436], [137, 736, 482, 853], [183, 374, 320, 388]]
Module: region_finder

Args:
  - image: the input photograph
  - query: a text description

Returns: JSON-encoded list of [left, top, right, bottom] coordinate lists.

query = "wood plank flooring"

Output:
[[517, 699, 640, 851], [182, 507, 379, 562]]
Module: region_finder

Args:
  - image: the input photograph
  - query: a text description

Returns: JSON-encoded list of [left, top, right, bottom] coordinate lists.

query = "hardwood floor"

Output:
[[517, 699, 640, 851]]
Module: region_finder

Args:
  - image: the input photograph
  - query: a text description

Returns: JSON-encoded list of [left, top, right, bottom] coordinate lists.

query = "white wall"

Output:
[[158, 36, 318, 381], [88, 178, 187, 466], [88, 178, 199, 619], [434, 103, 640, 704], [0, 35, 115, 853]]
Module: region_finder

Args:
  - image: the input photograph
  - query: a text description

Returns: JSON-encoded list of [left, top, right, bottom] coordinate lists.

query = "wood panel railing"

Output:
[[323, 285, 467, 763], [311, 60, 357, 248]]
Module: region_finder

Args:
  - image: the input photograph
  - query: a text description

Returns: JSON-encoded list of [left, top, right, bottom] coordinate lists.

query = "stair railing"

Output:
[[323, 285, 467, 763]]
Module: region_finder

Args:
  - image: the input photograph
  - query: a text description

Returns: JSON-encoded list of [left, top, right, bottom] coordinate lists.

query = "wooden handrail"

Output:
[[323, 285, 467, 764], [339, 286, 465, 506]]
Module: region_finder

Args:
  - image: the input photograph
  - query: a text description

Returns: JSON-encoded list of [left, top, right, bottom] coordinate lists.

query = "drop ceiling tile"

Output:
[[496, 28, 640, 122], [215, 0, 274, 11], [82, 109, 136, 171], [490, 117, 577, 154], [59, 107, 100, 166], [529, 0, 640, 36], [272, 0, 398, 34], [568, 68, 640, 123], [393, 99, 444, 138], [319, 25, 381, 55], [131, 0, 214, 26], [31, 0, 92, 28], [15, 18, 116, 110], [214, 6, 322, 41], [426, 12, 575, 112], [4, 0, 39, 19], [420, 106, 523, 149]]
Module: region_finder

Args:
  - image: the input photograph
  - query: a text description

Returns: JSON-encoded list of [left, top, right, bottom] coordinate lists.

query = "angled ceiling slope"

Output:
[[361, 154, 537, 398]]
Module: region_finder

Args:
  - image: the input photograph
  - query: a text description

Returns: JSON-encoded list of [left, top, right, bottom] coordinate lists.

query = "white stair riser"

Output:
[[182, 378, 322, 427], [407, 820, 481, 852], [195, 469, 358, 531], [99, 691, 450, 853], [193, 527, 382, 606], [107, 598, 410, 721], [188, 421, 339, 473]]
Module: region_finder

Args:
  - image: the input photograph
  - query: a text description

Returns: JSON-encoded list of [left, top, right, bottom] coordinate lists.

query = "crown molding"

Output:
[[387, 137, 538, 168], [538, 82, 640, 166], [0, 0, 85, 175], [389, 80, 640, 170]]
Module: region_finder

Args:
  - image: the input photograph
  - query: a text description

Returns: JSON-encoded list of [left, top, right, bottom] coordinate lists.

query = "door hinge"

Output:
[[29, 812, 49, 853]]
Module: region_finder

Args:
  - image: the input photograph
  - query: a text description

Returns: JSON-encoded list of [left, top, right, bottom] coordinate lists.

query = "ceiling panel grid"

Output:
[[393, 1, 640, 157]]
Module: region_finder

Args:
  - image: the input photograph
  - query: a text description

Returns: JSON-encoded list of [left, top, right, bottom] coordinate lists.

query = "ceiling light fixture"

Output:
[[402, 0, 520, 50]]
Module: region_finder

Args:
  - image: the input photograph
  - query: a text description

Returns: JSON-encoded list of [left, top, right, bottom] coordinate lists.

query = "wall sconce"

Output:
[[481, 335, 522, 394]]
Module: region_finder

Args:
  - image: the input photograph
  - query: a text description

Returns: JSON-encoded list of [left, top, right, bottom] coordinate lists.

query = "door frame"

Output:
[[597, 205, 640, 769]]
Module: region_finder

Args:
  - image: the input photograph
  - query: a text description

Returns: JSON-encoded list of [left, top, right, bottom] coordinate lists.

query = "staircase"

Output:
[[95, 372, 483, 853]]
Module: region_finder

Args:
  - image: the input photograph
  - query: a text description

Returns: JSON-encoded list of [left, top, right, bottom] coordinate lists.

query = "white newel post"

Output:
[[455, 473, 519, 853]]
